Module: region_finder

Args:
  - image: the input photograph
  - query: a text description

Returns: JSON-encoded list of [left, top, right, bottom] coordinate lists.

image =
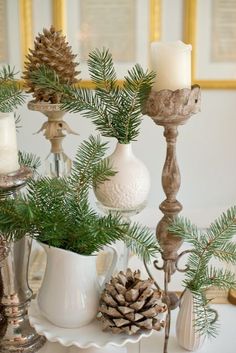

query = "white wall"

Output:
[[17, 0, 236, 228]]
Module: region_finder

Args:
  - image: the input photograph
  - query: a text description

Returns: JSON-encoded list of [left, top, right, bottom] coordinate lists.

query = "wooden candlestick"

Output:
[[143, 85, 201, 353]]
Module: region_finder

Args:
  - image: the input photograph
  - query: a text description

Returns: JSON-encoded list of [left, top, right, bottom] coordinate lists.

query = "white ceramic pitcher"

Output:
[[37, 244, 118, 329]]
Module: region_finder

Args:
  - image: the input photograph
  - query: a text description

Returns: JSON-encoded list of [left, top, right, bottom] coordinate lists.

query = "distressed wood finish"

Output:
[[157, 125, 182, 267], [144, 86, 201, 353], [144, 85, 201, 275]]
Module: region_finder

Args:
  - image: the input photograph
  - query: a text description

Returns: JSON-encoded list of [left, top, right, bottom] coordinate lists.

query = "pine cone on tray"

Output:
[[23, 26, 79, 103], [98, 268, 167, 335]]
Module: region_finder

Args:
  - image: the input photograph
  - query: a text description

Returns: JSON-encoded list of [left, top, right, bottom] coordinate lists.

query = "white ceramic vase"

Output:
[[37, 244, 118, 329], [94, 142, 150, 209], [176, 289, 205, 351]]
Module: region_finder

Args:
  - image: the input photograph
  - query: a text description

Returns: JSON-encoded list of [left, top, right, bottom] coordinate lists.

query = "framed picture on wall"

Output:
[[0, 0, 60, 74], [185, 0, 236, 88], [0, 0, 8, 64], [54, 0, 161, 86], [0, 0, 39, 75]]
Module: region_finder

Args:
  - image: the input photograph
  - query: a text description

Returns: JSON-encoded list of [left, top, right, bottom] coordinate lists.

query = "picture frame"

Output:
[[53, 0, 161, 87], [0, 0, 8, 64], [0, 0, 32, 73], [185, 0, 236, 89]]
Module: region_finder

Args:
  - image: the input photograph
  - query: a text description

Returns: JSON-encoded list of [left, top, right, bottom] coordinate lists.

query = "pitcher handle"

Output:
[[99, 245, 119, 292]]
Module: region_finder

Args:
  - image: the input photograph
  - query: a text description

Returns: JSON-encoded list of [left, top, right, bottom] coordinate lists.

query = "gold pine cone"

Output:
[[23, 26, 79, 103], [98, 268, 166, 335]]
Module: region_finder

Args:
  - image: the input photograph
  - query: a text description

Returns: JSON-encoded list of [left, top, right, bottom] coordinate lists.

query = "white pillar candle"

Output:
[[150, 40, 192, 91], [0, 112, 20, 174]]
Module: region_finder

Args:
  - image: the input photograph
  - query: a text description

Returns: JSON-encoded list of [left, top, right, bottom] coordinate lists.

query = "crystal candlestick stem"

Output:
[[0, 167, 46, 353], [143, 85, 201, 353], [28, 101, 78, 177]]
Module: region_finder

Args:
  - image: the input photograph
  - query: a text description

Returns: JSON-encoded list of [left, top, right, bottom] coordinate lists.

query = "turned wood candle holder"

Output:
[[143, 85, 201, 353]]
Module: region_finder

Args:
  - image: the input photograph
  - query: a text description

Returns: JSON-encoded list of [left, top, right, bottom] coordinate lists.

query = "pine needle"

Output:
[[0, 66, 26, 112], [169, 207, 236, 338], [29, 48, 156, 143], [0, 136, 159, 261]]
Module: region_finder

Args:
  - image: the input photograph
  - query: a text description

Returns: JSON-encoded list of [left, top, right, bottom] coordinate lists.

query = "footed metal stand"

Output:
[[143, 85, 201, 353], [38, 341, 127, 353], [0, 167, 46, 352], [66, 344, 126, 353], [29, 299, 152, 353]]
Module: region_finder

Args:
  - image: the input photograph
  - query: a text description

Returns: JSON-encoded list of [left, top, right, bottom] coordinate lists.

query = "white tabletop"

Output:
[[37, 304, 236, 353]]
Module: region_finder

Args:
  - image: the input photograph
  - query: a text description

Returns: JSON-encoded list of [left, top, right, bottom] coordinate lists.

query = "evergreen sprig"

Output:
[[0, 65, 26, 113], [18, 151, 41, 174], [169, 207, 236, 338], [29, 48, 155, 144], [0, 136, 159, 262]]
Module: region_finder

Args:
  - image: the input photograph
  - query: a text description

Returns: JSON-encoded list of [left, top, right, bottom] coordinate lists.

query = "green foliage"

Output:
[[0, 136, 160, 262], [0, 65, 26, 112], [14, 113, 22, 131], [0, 65, 17, 81], [191, 290, 219, 339], [29, 48, 155, 143], [169, 207, 236, 338], [18, 151, 41, 174]]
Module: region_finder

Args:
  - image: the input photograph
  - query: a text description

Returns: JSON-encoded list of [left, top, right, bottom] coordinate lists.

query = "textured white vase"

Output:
[[94, 142, 150, 209], [176, 289, 205, 351], [38, 244, 118, 329]]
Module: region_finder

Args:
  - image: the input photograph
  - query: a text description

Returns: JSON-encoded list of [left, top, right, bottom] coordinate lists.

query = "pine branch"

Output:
[[14, 113, 22, 131], [169, 208, 236, 338], [0, 66, 25, 112], [121, 64, 155, 143], [18, 151, 41, 174], [169, 216, 203, 248], [205, 267, 236, 290], [0, 65, 18, 81], [192, 290, 219, 338], [122, 222, 161, 263], [88, 48, 117, 90], [69, 135, 115, 200], [28, 65, 75, 99], [29, 49, 155, 143], [0, 82, 26, 113], [0, 135, 159, 261], [206, 206, 236, 247], [0, 197, 33, 241], [87, 48, 122, 113], [213, 241, 236, 264], [29, 66, 120, 139]]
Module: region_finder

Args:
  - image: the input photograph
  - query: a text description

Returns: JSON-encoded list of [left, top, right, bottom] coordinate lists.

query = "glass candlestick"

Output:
[[28, 101, 78, 177], [45, 136, 72, 178]]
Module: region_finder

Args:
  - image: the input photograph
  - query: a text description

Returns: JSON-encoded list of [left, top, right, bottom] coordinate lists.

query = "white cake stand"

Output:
[[29, 300, 154, 353]]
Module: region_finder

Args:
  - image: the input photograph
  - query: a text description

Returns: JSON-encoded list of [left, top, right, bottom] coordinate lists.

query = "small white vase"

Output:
[[94, 142, 150, 209], [176, 289, 205, 351], [37, 244, 118, 329]]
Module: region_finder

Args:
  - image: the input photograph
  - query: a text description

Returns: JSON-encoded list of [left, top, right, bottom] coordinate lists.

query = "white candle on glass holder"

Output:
[[0, 112, 20, 174], [150, 40, 192, 91]]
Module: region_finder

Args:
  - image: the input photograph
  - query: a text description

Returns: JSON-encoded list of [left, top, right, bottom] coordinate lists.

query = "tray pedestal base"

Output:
[[38, 341, 127, 353]]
